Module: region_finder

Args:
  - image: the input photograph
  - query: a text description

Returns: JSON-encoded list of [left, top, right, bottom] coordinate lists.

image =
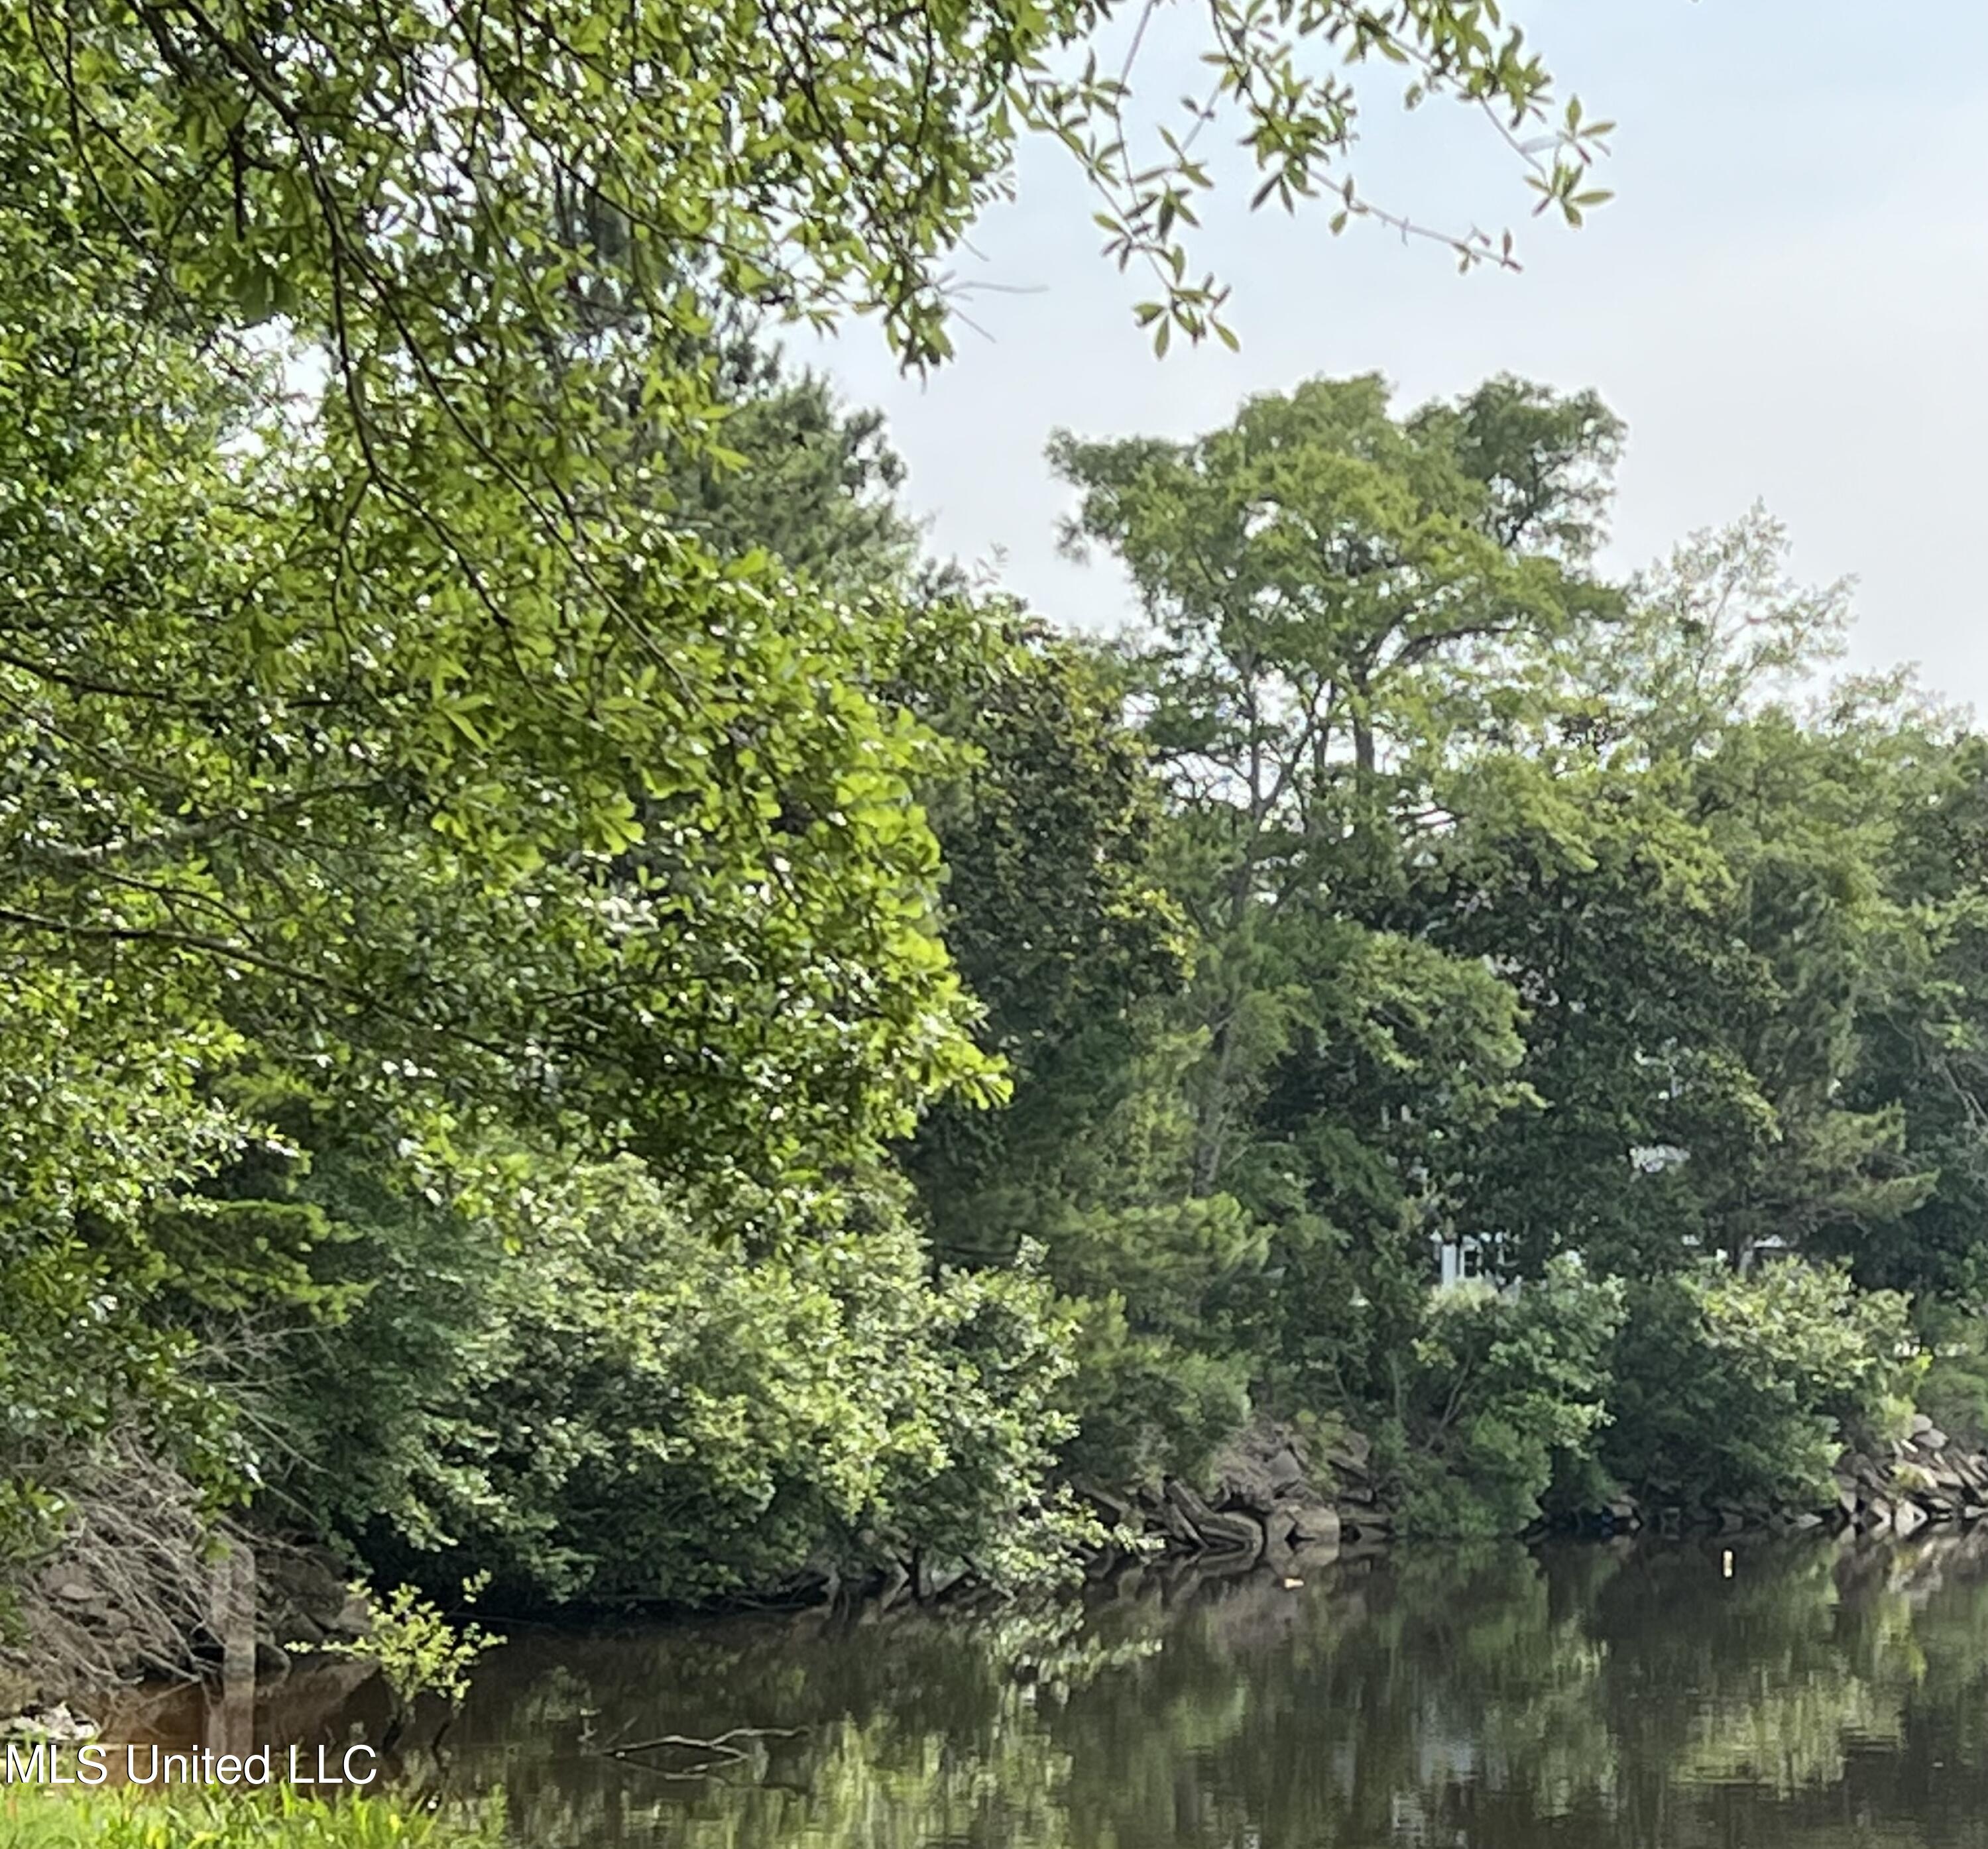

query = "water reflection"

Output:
[[122, 1532, 1988, 1847]]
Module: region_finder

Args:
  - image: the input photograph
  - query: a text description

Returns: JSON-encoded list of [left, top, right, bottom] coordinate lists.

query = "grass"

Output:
[[0, 1786, 500, 1847]]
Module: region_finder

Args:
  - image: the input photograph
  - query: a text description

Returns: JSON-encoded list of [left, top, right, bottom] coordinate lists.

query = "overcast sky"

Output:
[[797, 0, 1988, 711]]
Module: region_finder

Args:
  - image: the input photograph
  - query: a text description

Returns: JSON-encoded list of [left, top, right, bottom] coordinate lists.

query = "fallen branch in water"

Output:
[[602, 1725, 806, 1780]]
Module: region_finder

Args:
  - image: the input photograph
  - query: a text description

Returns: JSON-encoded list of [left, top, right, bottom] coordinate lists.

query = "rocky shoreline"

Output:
[[1075, 1414, 1988, 1567], [12, 1416, 1988, 1713]]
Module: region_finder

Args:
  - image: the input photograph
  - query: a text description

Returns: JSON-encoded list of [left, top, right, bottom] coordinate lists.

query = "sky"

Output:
[[795, 0, 1988, 710]]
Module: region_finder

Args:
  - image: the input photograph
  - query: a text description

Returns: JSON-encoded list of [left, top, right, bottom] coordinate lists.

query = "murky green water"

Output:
[[127, 1533, 1988, 1846]]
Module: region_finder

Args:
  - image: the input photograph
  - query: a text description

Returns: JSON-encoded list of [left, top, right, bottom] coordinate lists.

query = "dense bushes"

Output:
[[1352, 1260, 1922, 1535], [1602, 1262, 1918, 1510], [1390, 1261, 1625, 1537], [268, 1156, 1084, 1604]]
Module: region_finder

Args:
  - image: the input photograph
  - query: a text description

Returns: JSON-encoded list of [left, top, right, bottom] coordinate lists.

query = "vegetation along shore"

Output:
[[7, 1, 1988, 1800]]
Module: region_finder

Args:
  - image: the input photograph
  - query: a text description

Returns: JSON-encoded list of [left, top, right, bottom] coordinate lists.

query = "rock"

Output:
[[1912, 1413, 1936, 1437], [253, 1640, 292, 1679], [1285, 1501, 1342, 1547], [325, 1591, 373, 1643], [1918, 1426, 1951, 1453], [1165, 1480, 1266, 1559], [1197, 1507, 1269, 1561], [1151, 1490, 1200, 1550], [917, 1561, 970, 1601], [1965, 1504, 1988, 1524], [3, 1704, 101, 1744], [1895, 1498, 1930, 1538], [1264, 1495, 1344, 1559], [1788, 1512, 1825, 1531], [1205, 1419, 1324, 1516], [1265, 1445, 1309, 1495], [1861, 1499, 1894, 1533], [50, 1580, 98, 1606], [260, 1547, 368, 1644], [1073, 1480, 1138, 1530], [1322, 1429, 1372, 1481]]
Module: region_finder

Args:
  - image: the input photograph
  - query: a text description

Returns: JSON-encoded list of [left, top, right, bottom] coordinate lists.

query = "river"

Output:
[[117, 1532, 1988, 1846]]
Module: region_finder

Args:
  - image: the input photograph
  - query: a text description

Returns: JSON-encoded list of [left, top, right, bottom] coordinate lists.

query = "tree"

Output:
[[1419, 520, 1939, 1278], [1045, 376, 1621, 1415], [898, 616, 1188, 1266], [1051, 374, 1619, 1188]]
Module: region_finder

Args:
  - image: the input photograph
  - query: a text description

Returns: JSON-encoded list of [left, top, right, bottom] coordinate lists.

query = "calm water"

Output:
[[122, 1533, 1988, 1847]]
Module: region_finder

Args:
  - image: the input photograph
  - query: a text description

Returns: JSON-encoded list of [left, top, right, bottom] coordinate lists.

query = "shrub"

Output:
[[1915, 1302, 1988, 1449], [271, 1157, 1082, 1602], [325, 1575, 499, 1727], [1604, 1259, 1919, 1509], [1394, 1259, 1625, 1537], [1055, 1295, 1252, 1487]]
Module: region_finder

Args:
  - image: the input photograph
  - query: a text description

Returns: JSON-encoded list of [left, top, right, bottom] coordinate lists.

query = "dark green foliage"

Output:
[[269, 1155, 1084, 1604], [0, 0, 1978, 1619], [1391, 1261, 1625, 1538], [1604, 1263, 1918, 1510], [1916, 1305, 1988, 1451]]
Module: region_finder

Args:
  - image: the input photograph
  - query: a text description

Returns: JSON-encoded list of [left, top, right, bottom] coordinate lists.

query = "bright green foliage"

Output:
[[2, 0, 1606, 1589], [327, 1575, 500, 1717], [0, 209, 997, 1573], [1417, 516, 1941, 1282], [1039, 378, 1980, 1524], [0, 1789, 499, 1848], [1, 0, 1981, 1626], [1049, 374, 1621, 1422], [1604, 1262, 1919, 1510], [6, 0, 1605, 376], [1391, 1259, 1624, 1536]]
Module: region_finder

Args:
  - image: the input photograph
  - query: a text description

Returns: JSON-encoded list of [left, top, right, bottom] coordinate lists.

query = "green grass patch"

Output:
[[0, 1786, 499, 1847]]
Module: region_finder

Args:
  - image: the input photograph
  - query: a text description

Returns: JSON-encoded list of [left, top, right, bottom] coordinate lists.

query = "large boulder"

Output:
[[1263, 1500, 1341, 1573], [1208, 1420, 1316, 1514], [1321, 1429, 1373, 1483]]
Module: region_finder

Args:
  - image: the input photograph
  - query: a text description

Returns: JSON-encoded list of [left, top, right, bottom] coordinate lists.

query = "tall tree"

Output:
[[1050, 373, 1620, 1195]]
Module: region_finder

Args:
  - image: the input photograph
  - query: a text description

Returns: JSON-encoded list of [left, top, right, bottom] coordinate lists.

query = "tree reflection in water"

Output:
[[158, 1533, 1988, 1848]]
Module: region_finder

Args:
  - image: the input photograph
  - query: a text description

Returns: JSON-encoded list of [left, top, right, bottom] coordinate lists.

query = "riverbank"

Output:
[[1077, 1414, 1988, 1568], [11, 1414, 1988, 1718]]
